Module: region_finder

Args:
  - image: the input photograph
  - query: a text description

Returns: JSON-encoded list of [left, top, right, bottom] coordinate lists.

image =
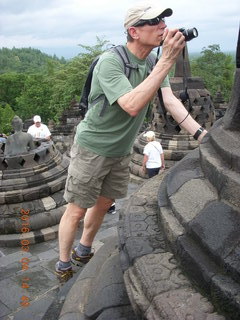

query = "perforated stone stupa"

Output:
[[0, 135, 69, 246], [130, 45, 215, 177], [51, 99, 82, 154]]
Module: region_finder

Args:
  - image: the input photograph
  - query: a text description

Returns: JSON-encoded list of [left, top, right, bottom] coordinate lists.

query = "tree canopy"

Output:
[[0, 47, 66, 74], [0, 41, 235, 135], [191, 44, 235, 102]]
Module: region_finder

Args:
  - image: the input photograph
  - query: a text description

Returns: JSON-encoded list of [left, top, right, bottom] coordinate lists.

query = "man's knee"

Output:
[[96, 196, 114, 212], [64, 202, 86, 221]]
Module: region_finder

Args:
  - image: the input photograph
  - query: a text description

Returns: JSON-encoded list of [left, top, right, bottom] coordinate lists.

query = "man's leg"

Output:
[[58, 203, 87, 262], [80, 196, 113, 247], [71, 196, 113, 267]]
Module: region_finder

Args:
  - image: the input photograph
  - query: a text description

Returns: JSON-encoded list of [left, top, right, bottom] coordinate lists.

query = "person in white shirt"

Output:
[[27, 115, 51, 140], [142, 131, 165, 178]]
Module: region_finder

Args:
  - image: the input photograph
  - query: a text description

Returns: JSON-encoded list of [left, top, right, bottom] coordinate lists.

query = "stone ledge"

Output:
[[59, 235, 137, 320], [124, 252, 224, 320], [0, 224, 59, 247], [118, 173, 226, 319], [158, 149, 240, 318]]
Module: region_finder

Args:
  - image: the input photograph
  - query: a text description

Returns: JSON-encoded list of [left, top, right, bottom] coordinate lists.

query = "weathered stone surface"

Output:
[[85, 251, 131, 318], [117, 173, 226, 319], [148, 290, 225, 320], [223, 68, 240, 130], [59, 236, 137, 320], [165, 148, 204, 196], [211, 274, 240, 319], [0, 137, 69, 245], [190, 201, 240, 259], [200, 143, 240, 208], [95, 306, 137, 320], [170, 179, 218, 224]]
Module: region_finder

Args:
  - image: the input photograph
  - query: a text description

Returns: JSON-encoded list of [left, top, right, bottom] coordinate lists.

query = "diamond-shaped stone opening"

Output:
[[34, 141, 41, 147], [2, 159, 8, 169], [19, 158, 25, 167], [34, 153, 40, 163]]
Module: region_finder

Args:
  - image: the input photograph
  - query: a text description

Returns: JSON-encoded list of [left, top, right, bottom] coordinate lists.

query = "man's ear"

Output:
[[128, 27, 140, 40]]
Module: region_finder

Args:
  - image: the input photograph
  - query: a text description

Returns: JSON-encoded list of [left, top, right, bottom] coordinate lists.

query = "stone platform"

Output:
[[59, 173, 226, 319]]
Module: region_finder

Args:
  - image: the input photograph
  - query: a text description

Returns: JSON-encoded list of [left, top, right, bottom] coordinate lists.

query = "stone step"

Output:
[[158, 149, 240, 319], [200, 135, 240, 208], [0, 158, 68, 194], [206, 122, 240, 173], [59, 235, 137, 320], [118, 173, 227, 319]]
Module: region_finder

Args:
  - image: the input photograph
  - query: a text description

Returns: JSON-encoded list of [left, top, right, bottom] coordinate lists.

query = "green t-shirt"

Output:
[[75, 46, 170, 157]]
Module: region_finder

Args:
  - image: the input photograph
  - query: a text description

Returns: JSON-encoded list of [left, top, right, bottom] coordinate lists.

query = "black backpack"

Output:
[[79, 45, 156, 118]]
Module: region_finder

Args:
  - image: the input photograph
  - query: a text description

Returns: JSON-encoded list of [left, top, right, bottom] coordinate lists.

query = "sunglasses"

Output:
[[133, 17, 165, 27]]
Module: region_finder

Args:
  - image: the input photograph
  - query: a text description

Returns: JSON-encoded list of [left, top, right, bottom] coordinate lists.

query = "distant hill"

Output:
[[189, 50, 235, 61], [0, 47, 66, 74]]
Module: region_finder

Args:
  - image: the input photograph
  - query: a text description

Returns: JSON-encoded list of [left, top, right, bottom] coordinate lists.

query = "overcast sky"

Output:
[[0, 0, 239, 59]]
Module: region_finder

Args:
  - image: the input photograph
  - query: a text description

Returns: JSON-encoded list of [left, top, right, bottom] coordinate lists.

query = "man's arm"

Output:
[[117, 29, 185, 116], [43, 125, 51, 140], [161, 87, 207, 142]]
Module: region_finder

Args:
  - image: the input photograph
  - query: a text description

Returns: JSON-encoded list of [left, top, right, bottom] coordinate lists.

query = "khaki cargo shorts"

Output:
[[64, 144, 131, 208]]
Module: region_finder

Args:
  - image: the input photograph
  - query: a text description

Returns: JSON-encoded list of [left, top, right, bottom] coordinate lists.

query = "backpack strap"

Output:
[[79, 56, 100, 118], [90, 45, 140, 116], [111, 45, 139, 79], [146, 53, 157, 74]]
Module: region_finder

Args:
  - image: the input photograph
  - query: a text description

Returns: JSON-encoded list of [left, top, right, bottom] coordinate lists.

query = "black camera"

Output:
[[179, 27, 198, 42]]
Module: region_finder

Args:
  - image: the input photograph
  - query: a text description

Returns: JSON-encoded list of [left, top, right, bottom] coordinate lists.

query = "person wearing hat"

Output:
[[142, 131, 165, 178], [27, 115, 51, 140], [55, 3, 207, 281]]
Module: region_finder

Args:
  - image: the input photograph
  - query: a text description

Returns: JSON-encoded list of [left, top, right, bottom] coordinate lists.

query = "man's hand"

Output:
[[159, 28, 186, 65]]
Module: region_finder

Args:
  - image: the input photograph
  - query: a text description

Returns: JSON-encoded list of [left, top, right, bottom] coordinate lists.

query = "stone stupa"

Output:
[[153, 28, 240, 318], [0, 117, 69, 246], [130, 45, 215, 178]]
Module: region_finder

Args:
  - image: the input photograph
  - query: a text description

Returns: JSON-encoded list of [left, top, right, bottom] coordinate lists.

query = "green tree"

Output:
[[0, 47, 66, 74], [15, 73, 54, 122], [49, 37, 109, 121], [0, 103, 15, 134], [0, 72, 27, 110], [191, 44, 234, 102]]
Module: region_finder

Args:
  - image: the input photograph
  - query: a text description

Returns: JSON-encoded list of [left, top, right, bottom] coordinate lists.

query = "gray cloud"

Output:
[[0, 0, 239, 58]]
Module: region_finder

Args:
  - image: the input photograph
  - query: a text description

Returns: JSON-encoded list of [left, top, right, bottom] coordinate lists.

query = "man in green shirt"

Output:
[[55, 3, 207, 281]]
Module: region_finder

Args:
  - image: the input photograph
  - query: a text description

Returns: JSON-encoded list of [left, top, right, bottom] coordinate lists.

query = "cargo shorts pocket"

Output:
[[66, 168, 99, 198]]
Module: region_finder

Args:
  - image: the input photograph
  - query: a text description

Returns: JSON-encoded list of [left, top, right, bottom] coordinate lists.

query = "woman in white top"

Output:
[[142, 131, 165, 178]]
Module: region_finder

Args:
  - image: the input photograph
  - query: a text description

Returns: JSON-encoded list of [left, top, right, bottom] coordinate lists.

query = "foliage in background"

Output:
[[191, 44, 235, 102], [0, 73, 27, 111], [0, 47, 66, 74], [0, 103, 15, 134], [49, 37, 109, 122], [15, 73, 54, 121], [0, 41, 235, 133]]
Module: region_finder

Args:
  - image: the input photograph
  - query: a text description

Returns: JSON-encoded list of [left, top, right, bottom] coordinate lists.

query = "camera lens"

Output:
[[192, 28, 198, 38], [179, 27, 198, 42]]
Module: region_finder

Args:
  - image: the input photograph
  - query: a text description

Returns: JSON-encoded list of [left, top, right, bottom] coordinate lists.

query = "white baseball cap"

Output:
[[33, 115, 41, 123], [124, 3, 172, 30]]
